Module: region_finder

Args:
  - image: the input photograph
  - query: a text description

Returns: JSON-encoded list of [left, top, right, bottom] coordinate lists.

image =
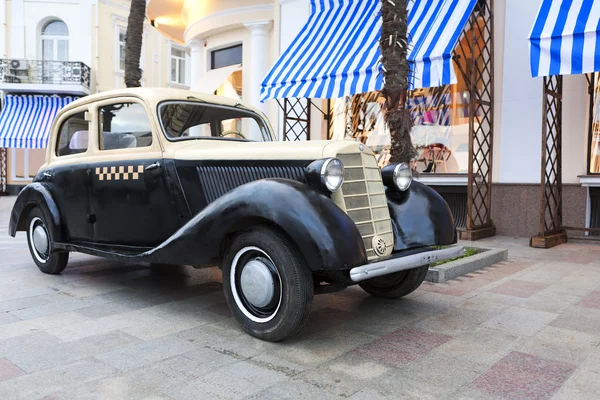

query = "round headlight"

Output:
[[321, 158, 344, 192], [394, 163, 412, 191]]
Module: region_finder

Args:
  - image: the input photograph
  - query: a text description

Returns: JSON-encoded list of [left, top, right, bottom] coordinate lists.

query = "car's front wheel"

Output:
[[222, 227, 313, 342], [359, 265, 428, 299], [26, 208, 69, 274]]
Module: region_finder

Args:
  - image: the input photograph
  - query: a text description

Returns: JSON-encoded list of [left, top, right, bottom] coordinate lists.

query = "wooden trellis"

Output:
[[0, 148, 6, 195], [282, 98, 311, 141], [531, 75, 566, 248], [455, 0, 496, 240], [531, 73, 600, 246]]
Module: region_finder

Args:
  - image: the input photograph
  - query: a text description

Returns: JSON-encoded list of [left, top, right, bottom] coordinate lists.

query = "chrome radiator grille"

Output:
[[336, 153, 394, 259]]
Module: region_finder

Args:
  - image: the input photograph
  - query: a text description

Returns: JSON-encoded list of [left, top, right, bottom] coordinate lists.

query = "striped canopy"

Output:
[[260, 0, 477, 101], [529, 0, 600, 77], [0, 95, 76, 149]]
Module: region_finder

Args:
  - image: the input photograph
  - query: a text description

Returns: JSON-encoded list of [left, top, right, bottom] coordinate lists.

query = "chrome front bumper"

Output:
[[349, 245, 464, 283]]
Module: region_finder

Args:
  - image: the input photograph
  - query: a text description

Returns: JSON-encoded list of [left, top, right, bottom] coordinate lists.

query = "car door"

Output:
[[88, 98, 179, 247], [45, 106, 94, 242]]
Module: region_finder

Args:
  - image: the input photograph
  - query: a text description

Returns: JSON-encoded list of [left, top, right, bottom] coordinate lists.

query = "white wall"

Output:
[[498, 0, 588, 184], [498, 0, 542, 183], [279, 0, 309, 51], [203, 27, 249, 101], [15, 0, 93, 65]]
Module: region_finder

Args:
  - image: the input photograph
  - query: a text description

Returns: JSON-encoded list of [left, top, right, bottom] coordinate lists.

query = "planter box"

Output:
[[426, 247, 508, 283]]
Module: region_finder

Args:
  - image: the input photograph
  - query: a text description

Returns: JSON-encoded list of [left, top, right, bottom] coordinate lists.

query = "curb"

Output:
[[425, 247, 508, 283]]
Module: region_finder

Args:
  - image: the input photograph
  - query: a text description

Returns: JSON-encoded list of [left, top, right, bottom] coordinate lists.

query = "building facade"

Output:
[[0, 0, 191, 193]]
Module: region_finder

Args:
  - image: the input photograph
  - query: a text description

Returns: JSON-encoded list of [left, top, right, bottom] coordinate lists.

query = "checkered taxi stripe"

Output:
[[95, 165, 144, 181]]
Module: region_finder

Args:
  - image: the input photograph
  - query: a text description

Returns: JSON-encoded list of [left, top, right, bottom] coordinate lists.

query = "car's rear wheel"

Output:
[[222, 227, 313, 342], [26, 208, 69, 274], [358, 265, 428, 299]]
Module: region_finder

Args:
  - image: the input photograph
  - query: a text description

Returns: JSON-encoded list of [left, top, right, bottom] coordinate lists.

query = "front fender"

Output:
[[387, 181, 457, 251], [146, 179, 367, 270], [9, 182, 64, 242]]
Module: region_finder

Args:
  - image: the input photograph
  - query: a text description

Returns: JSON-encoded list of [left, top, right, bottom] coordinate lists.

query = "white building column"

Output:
[[0, 0, 6, 57], [79, 0, 93, 66], [10, 0, 25, 58], [244, 21, 272, 113], [188, 39, 204, 90], [187, 39, 204, 137]]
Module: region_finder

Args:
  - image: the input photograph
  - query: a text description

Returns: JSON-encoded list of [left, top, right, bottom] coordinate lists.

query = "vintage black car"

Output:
[[9, 88, 462, 341]]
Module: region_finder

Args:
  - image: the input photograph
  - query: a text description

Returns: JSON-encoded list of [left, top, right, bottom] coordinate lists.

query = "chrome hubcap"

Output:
[[33, 225, 49, 255], [240, 259, 275, 308], [230, 246, 282, 324], [29, 217, 49, 263]]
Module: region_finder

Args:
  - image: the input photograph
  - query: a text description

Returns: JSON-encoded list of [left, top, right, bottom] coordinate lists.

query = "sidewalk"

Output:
[[0, 195, 599, 399]]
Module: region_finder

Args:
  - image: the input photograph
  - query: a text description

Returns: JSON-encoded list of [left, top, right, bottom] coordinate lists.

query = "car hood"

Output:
[[166, 139, 372, 161]]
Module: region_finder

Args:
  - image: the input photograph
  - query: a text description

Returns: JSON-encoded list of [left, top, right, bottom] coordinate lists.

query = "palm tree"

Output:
[[124, 0, 146, 88], [379, 0, 417, 164]]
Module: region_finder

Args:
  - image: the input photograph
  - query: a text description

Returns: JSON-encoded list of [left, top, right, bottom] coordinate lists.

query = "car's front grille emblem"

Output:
[[372, 236, 387, 256]]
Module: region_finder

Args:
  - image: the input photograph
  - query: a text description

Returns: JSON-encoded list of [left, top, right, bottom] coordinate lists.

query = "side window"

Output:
[[99, 103, 153, 150], [56, 112, 89, 156]]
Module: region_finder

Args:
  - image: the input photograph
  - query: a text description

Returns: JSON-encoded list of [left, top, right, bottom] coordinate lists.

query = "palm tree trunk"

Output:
[[380, 0, 417, 164], [124, 0, 146, 88]]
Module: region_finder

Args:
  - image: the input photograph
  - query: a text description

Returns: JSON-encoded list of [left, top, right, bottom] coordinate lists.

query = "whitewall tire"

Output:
[[222, 227, 313, 342], [26, 208, 69, 275]]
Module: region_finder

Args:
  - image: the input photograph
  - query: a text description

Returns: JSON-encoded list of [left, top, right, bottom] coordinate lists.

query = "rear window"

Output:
[[56, 112, 89, 157]]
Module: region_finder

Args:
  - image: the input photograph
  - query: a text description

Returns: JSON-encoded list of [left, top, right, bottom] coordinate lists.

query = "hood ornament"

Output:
[[359, 144, 365, 151]]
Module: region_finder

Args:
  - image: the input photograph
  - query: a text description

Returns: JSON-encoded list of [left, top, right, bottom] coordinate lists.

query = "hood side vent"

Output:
[[196, 165, 306, 204]]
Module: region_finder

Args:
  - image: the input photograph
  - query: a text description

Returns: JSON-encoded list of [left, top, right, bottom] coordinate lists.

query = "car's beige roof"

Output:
[[61, 87, 262, 115]]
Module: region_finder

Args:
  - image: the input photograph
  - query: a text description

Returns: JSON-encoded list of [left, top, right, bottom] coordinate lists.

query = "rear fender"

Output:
[[9, 182, 64, 242]]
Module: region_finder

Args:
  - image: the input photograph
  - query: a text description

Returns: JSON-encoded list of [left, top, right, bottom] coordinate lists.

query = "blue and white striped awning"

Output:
[[260, 0, 477, 101], [0, 95, 76, 149], [529, 0, 600, 77]]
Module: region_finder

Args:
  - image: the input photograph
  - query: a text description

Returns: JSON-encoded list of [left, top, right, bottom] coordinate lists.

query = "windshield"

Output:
[[158, 101, 272, 142]]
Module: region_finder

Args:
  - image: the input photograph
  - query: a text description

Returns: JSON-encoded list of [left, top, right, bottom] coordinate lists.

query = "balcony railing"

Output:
[[0, 59, 91, 89]]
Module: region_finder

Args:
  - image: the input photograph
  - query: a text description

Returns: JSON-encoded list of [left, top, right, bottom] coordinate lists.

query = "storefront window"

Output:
[[329, 84, 472, 173], [329, 18, 484, 174]]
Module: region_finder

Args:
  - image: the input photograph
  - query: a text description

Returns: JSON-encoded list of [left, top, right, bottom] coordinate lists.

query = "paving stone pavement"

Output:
[[1, 195, 600, 399]]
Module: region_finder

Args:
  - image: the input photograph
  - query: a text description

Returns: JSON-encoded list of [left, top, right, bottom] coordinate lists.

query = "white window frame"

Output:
[[40, 19, 69, 62], [114, 23, 145, 75], [169, 43, 187, 85], [116, 26, 126, 73]]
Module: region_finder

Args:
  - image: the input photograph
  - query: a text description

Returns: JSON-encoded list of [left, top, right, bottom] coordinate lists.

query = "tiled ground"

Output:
[[1, 196, 600, 399]]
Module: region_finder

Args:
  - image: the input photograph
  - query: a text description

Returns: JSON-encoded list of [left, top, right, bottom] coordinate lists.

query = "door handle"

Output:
[[145, 162, 161, 171]]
